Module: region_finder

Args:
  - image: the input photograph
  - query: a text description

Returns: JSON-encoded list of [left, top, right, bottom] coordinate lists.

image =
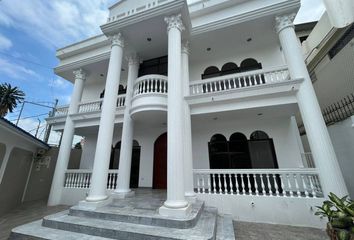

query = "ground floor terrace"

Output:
[[4, 189, 327, 240], [54, 109, 328, 228]]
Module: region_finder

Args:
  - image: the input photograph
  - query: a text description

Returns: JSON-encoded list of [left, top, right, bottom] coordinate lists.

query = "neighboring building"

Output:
[[0, 117, 50, 215], [42, 0, 350, 229], [300, 12, 354, 198]]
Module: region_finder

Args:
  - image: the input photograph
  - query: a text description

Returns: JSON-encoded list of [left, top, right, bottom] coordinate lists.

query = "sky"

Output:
[[0, 0, 325, 145]]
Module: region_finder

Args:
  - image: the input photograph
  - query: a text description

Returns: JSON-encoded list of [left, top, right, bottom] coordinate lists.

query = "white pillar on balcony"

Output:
[[48, 69, 86, 206], [114, 54, 140, 198], [276, 14, 348, 197], [86, 33, 124, 203], [159, 14, 191, 217], [181, 41, 195, 198]]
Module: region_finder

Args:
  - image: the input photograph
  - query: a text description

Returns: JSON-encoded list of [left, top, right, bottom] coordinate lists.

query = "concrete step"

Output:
[[216, 215, 235, 240], [69, 200, 204, 229], [9, 220, 111, 240], [41, 207, 218, 240]]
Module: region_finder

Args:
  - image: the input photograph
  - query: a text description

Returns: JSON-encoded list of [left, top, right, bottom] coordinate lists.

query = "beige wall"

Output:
[[0, 148, 32, 215]]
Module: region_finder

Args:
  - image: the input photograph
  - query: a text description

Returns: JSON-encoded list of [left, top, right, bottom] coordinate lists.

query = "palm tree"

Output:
[[0, 83, 25, 117]]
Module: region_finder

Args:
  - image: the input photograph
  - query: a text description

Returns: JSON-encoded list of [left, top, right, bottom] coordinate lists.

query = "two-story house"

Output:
[[41, 0, 349, 231]]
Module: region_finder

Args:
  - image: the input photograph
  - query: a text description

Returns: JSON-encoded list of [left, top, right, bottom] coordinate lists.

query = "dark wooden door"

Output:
[[153, 132, 167, 189], [130, 146, 141, 188]]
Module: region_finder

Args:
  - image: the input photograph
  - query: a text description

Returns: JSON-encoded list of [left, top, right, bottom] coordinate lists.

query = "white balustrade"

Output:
[[133, 74, 168, 97], [189, 66, 290, 95], [53, 106, 69, 117], [52, 95, 126, 117], [64, 169, 119, 190], [193, 168, 323, 198]]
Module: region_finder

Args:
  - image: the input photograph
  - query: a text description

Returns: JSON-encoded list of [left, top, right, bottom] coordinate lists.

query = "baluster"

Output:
[[218, 174, 222, 194], [64, 173, 69, 187], [301, 175, 309, 198], [78, 173, 82, 188], [207, 174, 211, 194], [287, 174, 294, 197], [279, 175, 285, 197], [294, 174, 301, 197], [260, 174, 266, 195], [73, 173, 78, 188], [253, 174, 259, 196], [223, 174, 228, 194], [272, 174, 280, 196], [148, 79, 152, 92], [308, 175, 316, 198], [69, 173, 74, 188], [153, 79, 156, 92], [241, 174, 246, 195], [202, 174, 206, 194], [108, 173, 112, 189], [229, 174, 234, 195], [235, 174, 240, 195], [213, 174, 217, 194], [266, 174, 271, 195], [83, 173, 88, 188], [246, 174, 251, 194], [197, 174, 201, 193]]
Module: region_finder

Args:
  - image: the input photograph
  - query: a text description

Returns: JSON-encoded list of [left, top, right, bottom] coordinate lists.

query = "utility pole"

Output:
[[35, 118, 41, 138], [43, 99, 58, 143]]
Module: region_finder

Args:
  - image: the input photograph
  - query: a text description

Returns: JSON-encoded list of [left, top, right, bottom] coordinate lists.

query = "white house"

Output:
[[43, 0, 352, 229]]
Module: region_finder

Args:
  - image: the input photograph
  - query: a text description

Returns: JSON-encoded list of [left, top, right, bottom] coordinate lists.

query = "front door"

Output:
[[153, 132, 167, 189]]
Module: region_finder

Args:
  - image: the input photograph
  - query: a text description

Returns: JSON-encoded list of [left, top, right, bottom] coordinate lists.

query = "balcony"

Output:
[[130, 74, 168, 120]]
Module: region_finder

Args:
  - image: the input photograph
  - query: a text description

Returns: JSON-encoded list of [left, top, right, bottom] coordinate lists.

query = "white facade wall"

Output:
[[189, 39, 285, 81], [80, 115, 303, 188], [192, 115, 304, 169]]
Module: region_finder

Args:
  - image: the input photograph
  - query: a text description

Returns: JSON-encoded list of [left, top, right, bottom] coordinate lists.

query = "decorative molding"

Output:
[[73, 69, 86, 80], [275, 13, 297, 33], [127, 54, 141, 66], [110, 33, 125, 48], [182, 41, 190, 55], [164, 14, 185, 32]]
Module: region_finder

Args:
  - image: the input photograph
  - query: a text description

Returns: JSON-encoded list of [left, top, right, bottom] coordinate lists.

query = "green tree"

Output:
[[0, 83, 25, 117]]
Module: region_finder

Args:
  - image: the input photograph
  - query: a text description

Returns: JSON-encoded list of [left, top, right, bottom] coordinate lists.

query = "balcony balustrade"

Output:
[[193, 168, 323, 198], [64, 169, 119, 190], [52, 94, 126, 117], [133, 74, 168, 97], [189, 66, 290, 96]]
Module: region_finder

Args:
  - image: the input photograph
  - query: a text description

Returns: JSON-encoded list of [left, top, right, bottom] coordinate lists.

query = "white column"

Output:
[[276, 14, 348, 196], [159, 14, 191, 217], [182, 41, 195, 198], [86, 34, 124, 202], [322, 0, 354, 28], [48, 69, 86, 206], [114, 54, 140, 197]]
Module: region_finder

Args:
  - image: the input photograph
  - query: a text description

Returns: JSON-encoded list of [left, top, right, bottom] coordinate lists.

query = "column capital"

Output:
[[110, 33, 124, 48], [275, 13, 296, 33], [165, 14, 185, 32], [127, 53, 141, 66], [73, 69, 86, 80], [181, 41, 190, 55]]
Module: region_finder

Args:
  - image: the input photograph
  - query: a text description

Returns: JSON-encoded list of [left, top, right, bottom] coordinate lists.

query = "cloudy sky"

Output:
[[0, 0, 325, 144]]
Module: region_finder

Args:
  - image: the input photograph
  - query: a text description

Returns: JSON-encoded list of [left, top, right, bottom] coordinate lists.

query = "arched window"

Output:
[[221, 62, 239, 76], [229, 132, 251, 169], [208, 134, 228, 169], [202, 66, 220, 79], [229, 132, 247, 142], [250, 130, 269, 140], [118, 84, 126, 95], [240, 58, 262, 72]]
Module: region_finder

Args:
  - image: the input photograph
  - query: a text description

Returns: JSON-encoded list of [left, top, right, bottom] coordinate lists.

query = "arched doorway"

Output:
[[249, 130, 278, 168], [110, 140, 141, 188], [153, 132, 167, 189], [208, 134, 228, 169], [229, 132, 251, 169]]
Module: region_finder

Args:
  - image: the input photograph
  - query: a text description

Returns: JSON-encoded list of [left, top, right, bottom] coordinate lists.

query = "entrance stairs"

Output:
[[9, 191, 235, 240]]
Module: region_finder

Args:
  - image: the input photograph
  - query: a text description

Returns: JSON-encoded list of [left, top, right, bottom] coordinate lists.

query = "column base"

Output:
[[78, 197, 112, 210], [159, 203, 192, 218], [111, 190, 135, 199], [185, 194, 197, 203]]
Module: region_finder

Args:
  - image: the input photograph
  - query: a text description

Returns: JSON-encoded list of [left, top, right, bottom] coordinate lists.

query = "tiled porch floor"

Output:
[[0, 189, 328, 240]]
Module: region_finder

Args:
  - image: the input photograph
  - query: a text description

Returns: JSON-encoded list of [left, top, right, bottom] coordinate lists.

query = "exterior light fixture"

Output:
[[207, 47, 211, 51], [247, 38, 252, 42], [147, 37, 152, 42]]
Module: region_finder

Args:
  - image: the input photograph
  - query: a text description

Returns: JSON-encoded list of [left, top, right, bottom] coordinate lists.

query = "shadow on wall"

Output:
[[0, 146, 82, 215]]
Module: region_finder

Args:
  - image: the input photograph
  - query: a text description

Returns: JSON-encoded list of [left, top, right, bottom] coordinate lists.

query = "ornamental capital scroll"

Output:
[[127, 54, 141, 66], [275, 13, 297, 33], [110, 33, 124, 48], [73, 68, 86, 80], [164, 14, 185, 32]]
